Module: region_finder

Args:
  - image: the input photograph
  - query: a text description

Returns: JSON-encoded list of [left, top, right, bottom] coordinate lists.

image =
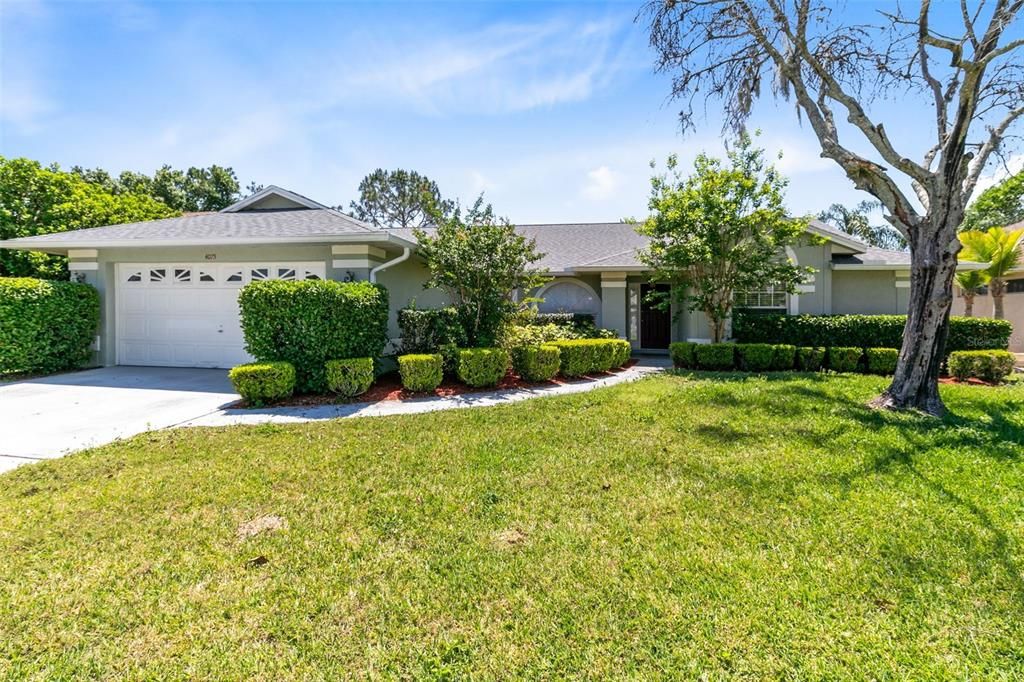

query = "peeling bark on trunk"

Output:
[[871, 217, 960, 416]]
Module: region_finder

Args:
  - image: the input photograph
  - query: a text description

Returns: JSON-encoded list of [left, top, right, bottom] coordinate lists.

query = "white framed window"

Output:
[[734, 285, 788, 310]]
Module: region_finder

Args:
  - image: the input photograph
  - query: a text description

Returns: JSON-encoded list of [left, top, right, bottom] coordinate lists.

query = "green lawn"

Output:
[[1, 373, 1023, 679]]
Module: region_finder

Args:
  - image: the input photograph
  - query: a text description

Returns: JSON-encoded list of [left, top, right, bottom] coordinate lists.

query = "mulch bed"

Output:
[[937, 376, 1000, 387], [233, 360, 638, 409]]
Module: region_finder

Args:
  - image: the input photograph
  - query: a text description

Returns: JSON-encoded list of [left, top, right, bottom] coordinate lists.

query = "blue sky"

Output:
[[0, 0, 1015, 223]]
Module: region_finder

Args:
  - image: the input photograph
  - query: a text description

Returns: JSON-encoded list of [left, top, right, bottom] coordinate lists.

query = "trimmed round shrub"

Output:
[[948, 350, 1015, 383], [548, 340, 597, 378], [826, 347, 863, 373], [736, 343, 774, 372], [229, 362, 296, 406], [771, 344, 797, 371], [238, 280, 389, 393], [610, 339, 632, 368], [669, 341, 697, 369], [514, 344, 561, 382], [457, 348, 510, 388], [695, 343, 736, 370], [796, 347, 825, 371], [399, 353, 443, 392], [325, 357, 374, 398], [0, 277, 100, 374], [591, 341, 618, 372], [733, 311, 1011, 354], [865, 348, 899, 375]]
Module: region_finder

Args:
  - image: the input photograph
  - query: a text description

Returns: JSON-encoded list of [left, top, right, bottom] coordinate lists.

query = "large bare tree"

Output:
[[643, 0, 1023, 415]]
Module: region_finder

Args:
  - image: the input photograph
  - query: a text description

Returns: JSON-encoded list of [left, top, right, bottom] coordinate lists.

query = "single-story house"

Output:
[[0, 185, 1016, 368]]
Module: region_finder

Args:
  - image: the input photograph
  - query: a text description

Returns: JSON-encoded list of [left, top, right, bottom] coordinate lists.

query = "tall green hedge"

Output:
[[0, 277, 99, 374], [397, 307, 467, 354], [733, 312, 1011, 353], [238, 280, 389, 392]]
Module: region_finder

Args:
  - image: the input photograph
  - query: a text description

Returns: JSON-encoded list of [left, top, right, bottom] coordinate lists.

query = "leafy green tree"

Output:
[[819, 201, 907, 250], [963, 172, 1024, 231], [414, 197, 548, 346], [958, 227, 1024, 319], [638, 135, 810, 343], [72, 163, 244, 211], [1, 157, 177, 278], [351, 169, 454, 228]]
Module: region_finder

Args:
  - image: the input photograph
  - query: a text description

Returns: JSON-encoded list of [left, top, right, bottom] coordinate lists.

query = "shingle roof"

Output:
[[2, 208, 375, 246], [393, 222, 651, 273], [831, 245, 912, 267]]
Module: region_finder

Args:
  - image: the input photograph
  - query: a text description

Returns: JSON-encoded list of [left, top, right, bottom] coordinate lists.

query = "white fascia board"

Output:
[[806, 222, 868, 253], [67, 249, 99, 259], [0, 232, 419, 252], [572, 265, 649, 273]]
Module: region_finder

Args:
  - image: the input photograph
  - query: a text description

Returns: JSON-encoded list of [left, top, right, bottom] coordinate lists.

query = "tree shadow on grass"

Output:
[[670, 372, 1024, 604]]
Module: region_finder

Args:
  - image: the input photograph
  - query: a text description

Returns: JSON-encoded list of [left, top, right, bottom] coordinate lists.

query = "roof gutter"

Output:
[[369, 247, 411, 283], [0, 231, 419, 254]]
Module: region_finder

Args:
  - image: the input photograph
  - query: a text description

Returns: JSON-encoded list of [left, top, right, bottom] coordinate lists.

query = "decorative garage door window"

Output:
[[120, 263, 326, 287], [537, 279, 601, 317]]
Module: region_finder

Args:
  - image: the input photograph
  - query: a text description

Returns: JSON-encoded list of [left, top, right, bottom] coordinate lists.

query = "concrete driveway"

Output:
[[0, 367, 238, 473]]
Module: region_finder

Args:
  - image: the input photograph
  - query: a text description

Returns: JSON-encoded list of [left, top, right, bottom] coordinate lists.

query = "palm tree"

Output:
[[958, 227, 1024, 319], [954, 269, 988, 317]]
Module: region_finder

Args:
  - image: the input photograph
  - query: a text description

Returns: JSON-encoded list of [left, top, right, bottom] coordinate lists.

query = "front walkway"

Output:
[[184, 357, 671, 429]]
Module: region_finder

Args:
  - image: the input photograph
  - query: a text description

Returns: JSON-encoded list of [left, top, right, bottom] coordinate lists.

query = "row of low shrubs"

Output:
[[0, 277, 100, 374], [231, 339, 635, 404], [398, 339, 633, 392], [733, 311, 1012, 353], [670, 341, 903, 375], [671, 342, 1017, 382]]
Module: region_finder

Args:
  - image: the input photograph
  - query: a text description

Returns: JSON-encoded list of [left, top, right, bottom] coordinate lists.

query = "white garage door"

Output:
[[116, 262, 326, 369]]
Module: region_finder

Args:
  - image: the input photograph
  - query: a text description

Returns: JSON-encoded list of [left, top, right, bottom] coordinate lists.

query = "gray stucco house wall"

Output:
[[4, 185, 1008, 368]]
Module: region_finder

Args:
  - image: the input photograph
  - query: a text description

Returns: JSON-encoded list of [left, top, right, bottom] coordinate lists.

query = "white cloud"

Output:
[[0, 79, 54, 134], [581, 165, 622, 201], [470, 170, 496, 194], [334, 15, 631, 115]]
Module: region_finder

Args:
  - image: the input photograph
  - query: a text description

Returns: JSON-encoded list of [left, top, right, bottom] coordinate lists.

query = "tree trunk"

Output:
[[991, 279, 1006, 319], [871, 216, 961, 416], [707, 314, 726, 343], [963, 292, 974, 317]]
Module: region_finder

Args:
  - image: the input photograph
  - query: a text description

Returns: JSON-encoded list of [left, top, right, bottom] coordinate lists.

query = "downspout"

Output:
[[369, 247, 411, 283]]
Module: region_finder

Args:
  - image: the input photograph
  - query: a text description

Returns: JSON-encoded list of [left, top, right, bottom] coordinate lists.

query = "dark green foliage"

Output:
[[547, 339, 630, 377], [415, 197, 548, 347], [325, 357, 375, 398], [826, 347, 863, 373], [733, 312, 1011, 353], [349, 168, 454, 229], [398, 354, 443, 392], [610, 340, 632, 368], [238, 280, 389, 393], [948, 350, 1016, 383], [514, 345, 561, 382], [669, 341, 697, 368], [771, 344, 797, 371], [457, 348, 510, 388], [865, 348, 899, 375], [796, 347, 825, 371], [0, 157, 177, 278], [695, 343, 736, 370], [0, 277, 99, 373], [397, 307, 467, 354], [511, 311, 597, 334], [736, 343, 774, 371], [73, 163, 244, 212], [228, 362, 296, 406]]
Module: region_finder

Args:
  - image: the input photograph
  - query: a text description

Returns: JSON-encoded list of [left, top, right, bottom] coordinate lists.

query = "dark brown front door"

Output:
[[640, 283, 671, 349]]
